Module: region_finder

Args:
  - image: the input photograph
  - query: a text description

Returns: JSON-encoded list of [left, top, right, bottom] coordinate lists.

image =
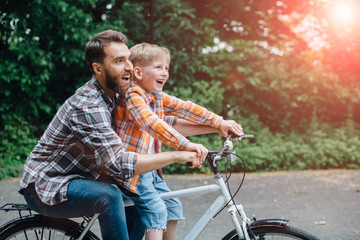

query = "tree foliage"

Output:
[[1, 0, 359, 178], [184, 0, 360, 131]]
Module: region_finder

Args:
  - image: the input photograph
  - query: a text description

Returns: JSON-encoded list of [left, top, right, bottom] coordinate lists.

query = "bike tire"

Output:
[[0, 214, 99, 240], [222, 225, 319, 240]]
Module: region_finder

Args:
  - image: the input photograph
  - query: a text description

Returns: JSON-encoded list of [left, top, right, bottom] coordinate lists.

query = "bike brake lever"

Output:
[[212, 155, 221, 167], [224, 139, 233, 151], [229, 151, 237, 162]]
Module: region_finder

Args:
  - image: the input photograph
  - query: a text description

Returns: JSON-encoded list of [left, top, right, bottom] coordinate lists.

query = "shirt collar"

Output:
[[132, 80, 162, 104], [91, 77, 117, 110]]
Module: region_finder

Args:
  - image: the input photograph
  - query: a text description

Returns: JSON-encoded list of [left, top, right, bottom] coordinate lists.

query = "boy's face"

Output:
[[135, 57, 169, 93]]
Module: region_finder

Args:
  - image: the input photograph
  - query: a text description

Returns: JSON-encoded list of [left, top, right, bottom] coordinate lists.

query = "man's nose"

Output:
[[125, 60, 133, 70]]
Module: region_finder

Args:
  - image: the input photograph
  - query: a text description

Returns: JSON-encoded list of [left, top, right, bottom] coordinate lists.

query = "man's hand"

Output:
[[175, 151, 202, 168], [218, 120, 244, 138], [184, 142, 208, 167], [136, 151, 202, 174]]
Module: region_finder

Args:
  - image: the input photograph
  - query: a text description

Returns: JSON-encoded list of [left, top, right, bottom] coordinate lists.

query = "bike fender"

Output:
[[250, 219, 289, 228], [0, 214, 98, 240], [0, 214, 38, 236]]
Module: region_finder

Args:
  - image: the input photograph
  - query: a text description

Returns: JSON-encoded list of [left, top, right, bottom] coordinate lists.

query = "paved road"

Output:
[[1, 169, 359, 239]]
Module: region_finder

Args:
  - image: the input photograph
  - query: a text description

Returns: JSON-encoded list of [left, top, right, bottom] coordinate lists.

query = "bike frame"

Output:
[[168, 173, 250, 240], [78, 172, 251, 240], [2, 134, 319, 240]]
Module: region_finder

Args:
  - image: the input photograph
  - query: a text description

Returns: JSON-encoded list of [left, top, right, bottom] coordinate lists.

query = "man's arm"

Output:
[[134, 151, 199, 174]]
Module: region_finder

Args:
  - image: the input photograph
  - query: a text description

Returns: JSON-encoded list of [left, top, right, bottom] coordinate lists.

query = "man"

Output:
[[19, 30, 202, 240]]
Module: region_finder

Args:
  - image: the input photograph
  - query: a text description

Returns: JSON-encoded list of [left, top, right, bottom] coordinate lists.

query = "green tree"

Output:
[[1, 0, 359, 178], [0, 0, 147, 178], [184, 0, 360, 130]]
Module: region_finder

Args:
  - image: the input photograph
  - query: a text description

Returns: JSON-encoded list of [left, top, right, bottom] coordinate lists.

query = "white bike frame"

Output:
[[160, 173, 251, 240], [78, 172, 252, 240], [80, 136, 258, 240]]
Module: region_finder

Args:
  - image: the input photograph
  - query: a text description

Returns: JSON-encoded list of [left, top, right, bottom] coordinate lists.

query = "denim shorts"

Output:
[[123, 171, 184, 230]]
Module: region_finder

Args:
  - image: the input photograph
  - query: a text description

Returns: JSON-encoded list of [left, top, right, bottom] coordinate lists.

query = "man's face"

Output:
[[137, 57, 169, 93], [101, 42, 133, 96]]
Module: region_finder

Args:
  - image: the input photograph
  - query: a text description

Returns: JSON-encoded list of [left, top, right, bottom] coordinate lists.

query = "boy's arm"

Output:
[[162, 92, 223, 128], [173, 119, 219, 137], [163, 93, 244, 137], [174, 119, 244, 137]]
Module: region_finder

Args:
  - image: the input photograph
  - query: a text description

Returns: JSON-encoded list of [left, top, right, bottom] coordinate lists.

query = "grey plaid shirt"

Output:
[[19, 77, 137, 205]]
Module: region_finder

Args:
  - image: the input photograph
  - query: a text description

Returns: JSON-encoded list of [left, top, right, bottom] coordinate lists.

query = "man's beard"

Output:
[[104, 69, 131, 97]]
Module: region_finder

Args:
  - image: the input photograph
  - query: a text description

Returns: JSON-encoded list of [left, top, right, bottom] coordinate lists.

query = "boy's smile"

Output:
[[155, 78, 166, 87]]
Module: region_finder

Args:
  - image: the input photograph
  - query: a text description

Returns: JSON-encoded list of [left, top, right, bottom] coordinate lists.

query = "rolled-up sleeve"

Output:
[[126, 90, 189, 150], [162, 92, 223, 128]]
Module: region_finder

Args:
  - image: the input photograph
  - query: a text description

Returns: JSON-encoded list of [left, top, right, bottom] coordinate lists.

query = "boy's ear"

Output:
[[133, 66, 143, 80]]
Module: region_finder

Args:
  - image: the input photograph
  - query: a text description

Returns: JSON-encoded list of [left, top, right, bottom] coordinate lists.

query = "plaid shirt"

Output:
[[113, 83, 223, 192], [19, 77, 138, 206]]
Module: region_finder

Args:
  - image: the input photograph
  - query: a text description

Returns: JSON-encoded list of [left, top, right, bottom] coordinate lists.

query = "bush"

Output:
[[0, 120, 38, 179], [1, 115, 359, 179], [163, 116, 360, 174]]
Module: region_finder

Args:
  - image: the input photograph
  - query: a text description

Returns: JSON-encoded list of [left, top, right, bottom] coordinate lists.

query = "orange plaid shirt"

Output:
[[113, 83, 223, 193]]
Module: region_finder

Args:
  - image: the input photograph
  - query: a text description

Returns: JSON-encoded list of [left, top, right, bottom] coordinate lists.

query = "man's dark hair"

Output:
[[85, 30, 128, 74]]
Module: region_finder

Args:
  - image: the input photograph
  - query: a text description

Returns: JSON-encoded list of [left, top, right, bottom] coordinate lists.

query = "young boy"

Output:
[[114, 43, 243, 240]]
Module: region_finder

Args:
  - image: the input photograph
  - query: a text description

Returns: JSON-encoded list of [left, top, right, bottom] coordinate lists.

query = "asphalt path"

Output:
[[1, 169, 359, 240]]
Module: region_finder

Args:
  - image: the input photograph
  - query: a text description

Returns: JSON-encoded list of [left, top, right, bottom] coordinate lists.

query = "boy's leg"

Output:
[[163, 220, 178, 240], [23, 179, 129, 240], [127, 171, 168, 239], [153, 172, 184, 240]]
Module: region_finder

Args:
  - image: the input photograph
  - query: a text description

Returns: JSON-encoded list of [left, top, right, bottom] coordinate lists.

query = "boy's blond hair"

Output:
[[130, 43, 170, 67]]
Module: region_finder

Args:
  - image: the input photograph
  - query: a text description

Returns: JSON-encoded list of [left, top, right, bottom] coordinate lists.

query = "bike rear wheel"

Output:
[[222, 225, 319, 240], [0, 214, 99, 240]]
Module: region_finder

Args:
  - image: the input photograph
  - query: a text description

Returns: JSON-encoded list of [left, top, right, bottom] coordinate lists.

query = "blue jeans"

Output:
[[123, 171, 184, 231], [23, 179, 141, 240]]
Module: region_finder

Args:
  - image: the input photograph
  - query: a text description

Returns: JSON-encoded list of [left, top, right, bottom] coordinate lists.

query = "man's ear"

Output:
[[133, 66, 143, 80], [92, 63, 102, 75]]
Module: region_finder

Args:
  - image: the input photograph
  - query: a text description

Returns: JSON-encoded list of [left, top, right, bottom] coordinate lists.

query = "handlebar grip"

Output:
[[239, 134, 255, 140], [228, 132, 255, 140]]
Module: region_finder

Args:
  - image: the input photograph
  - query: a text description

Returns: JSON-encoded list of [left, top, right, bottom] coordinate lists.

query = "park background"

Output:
[[1, 0, 360, 179]]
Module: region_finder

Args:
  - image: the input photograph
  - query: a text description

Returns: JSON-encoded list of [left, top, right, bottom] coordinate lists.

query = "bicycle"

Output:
[[0, 134, 319, 240]]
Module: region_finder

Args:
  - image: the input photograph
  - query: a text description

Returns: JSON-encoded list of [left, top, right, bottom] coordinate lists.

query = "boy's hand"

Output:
[[185, 142, 208, 166], [218, 120, 244, 138]]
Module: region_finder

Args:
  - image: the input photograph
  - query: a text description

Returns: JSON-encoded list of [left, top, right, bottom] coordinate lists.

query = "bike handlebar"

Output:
[[186, 134, 255, 170]]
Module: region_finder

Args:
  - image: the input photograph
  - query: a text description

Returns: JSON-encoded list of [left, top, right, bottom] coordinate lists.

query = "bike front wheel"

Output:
[[222, 225, 319, 240], [0, 214, 99, 240]]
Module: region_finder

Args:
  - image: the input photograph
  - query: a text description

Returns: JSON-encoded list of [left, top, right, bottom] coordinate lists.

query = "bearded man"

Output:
[[19, 30, 200, 240]]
